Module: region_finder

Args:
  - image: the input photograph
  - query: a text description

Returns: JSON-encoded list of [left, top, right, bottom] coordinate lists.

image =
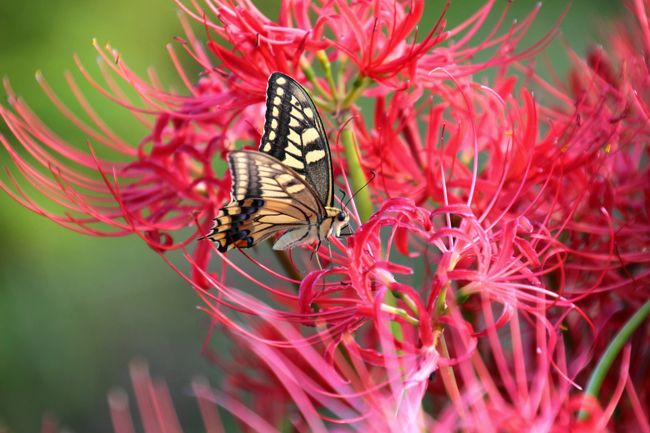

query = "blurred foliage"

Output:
[[0, 0, 620, 432]]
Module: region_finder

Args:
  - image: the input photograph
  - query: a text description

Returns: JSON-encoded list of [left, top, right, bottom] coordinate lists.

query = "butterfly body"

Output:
[[205, 73, 349, 252]]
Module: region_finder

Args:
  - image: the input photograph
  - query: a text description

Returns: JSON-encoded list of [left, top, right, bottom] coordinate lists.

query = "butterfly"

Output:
[[204, 72, 350, 252]]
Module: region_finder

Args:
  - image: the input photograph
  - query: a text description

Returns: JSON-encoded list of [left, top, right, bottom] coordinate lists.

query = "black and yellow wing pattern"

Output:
[[207, 150, 326, 251], [259, 72, 333, 206], [204, 72, 349, 252]]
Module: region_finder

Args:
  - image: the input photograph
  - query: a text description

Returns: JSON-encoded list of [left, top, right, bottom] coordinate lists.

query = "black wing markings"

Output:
[[258, 72, 333, 207]]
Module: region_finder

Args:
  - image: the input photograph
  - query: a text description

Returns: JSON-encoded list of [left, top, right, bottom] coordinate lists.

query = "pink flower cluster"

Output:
[[2, 0, 648, 431]]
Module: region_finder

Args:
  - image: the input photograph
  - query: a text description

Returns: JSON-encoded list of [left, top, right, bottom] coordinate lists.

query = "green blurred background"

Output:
[[0, 1, 620, 432]]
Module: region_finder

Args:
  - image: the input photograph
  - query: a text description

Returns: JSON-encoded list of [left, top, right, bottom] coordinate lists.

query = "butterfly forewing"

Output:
[[205, 151, 325, 252], [259, 72, 333, 207]]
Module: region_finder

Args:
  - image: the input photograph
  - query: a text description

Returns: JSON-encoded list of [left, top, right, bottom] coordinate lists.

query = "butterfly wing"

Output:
[[259, 72, 333, 207], [205, 150, 326, 252]]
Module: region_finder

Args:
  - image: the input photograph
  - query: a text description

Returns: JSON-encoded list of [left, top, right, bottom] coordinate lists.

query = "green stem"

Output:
[[392, 290, 419, 317], [341, 75, 370, 109], [438, 335, 462, 408], [336, 56, 349, 96], [381, 304, 419, 326], [272, 247, 302, 291], [315, 51, 338, 101], [383, 290, 404, 341], [300, 61, 329, 101], [436, 284, 449, 315], [311, 96, 336, 114], [340, 126, 373, 222], [578, 300, 650, 420]]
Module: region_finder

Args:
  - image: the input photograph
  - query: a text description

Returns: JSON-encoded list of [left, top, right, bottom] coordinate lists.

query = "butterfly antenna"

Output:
[[338, 187, 348, 206], [343, 169, 376, 209]]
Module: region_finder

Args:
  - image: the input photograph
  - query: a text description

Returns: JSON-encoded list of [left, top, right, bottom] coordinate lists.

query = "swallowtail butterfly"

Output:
[[205, 72, 350, 252]]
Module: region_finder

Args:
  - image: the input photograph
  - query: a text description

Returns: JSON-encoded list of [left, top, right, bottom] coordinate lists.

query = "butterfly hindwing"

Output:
[[205, 151, 326, 252], [227, 150, 325, 213], [259, 72, 333, 207]]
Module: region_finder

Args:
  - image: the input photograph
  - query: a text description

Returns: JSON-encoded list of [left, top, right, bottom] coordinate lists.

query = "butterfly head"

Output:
[[326, 207, 350, 238]]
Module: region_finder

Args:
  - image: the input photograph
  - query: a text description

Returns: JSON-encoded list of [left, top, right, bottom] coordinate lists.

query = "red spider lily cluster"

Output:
[[2, 0, 649, 431]]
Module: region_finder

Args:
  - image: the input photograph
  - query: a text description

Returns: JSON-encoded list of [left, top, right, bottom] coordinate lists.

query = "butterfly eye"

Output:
[[337, 211, 347, 222]]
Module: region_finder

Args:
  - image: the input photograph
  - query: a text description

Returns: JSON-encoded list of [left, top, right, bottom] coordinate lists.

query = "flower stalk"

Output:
[[341, 75, 370, 110], [316, 50, 338, 100], [340, 125, 373, 222], [579, 299, 650, 421]]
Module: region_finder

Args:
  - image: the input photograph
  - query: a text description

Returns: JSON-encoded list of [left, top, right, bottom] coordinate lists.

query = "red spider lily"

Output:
[[357, 3, 650, 311], [3, 0, 649, 431], [555, 0, 650, 415], [166, 191, 607, 429], [169, 77, 586, 372], [0, 0, 551, 254], [558, 0, 650, 307], [0, 47, 235, 250], [89, 308, 624, 433], [180, 0, 561, 87]]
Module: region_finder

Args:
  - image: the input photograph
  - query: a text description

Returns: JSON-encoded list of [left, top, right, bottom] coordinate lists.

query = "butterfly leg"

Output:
[[311, 240, 323, 270]]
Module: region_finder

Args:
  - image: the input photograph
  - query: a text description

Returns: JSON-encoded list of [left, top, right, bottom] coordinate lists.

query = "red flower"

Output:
[[0, 45, 238, 250], [0, 1, 546, 253], [3, 1, 649, 431]]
